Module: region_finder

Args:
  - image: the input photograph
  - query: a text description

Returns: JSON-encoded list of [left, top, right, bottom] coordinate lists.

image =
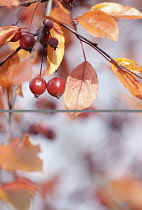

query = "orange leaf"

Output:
[[0, 181, 36, 210], [111, 58, 142, 100], [64, 61, 99, 119], [48, 0, 73, 27], [0, 55, 33, 88], [91, 2, 142, 20], [0, 26, 19, 47], [47, 23, 65, 76], [112, 177, 142, 209], [0, 135, 42, 171], [0, 0, 19, 7], [76, 10, 118, 41]]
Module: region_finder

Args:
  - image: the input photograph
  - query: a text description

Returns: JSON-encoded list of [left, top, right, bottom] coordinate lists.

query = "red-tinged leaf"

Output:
[[0, 0, 19, 7], [48, 0, 73, 27], [0, 26, 19, 47], [47, 23, 65, 76], [75, 10, 118, 41], [111, 58, 142, 100], [64, 61, 99, 119], [0, 135, 42, 171], [0, 181, 36, 210], [0, 55, 33, 89], [91, 3, 142, 20]]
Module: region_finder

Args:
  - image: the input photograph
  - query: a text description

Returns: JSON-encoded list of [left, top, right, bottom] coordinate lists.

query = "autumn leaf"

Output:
[[64, 61, 98, 119], [112, 177, 142, 209], [0, 26, 19, 47], [48, 0, 73, 27], [0, 55, 33, 89], [111, 58, 142, 100], [0, 135, 42, 171], [0, 181, 36, 210], [0, 0, 19, 7], [91, 2, 142, 20], [75, 10, 118, 41], [47, 23, 65, 76]]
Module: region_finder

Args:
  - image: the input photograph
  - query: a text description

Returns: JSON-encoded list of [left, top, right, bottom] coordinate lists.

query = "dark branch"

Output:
[[61, 23, 142, 80], [0, 46, 21, 67]]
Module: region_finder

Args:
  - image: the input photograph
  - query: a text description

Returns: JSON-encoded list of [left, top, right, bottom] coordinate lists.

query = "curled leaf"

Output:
[[111, 58, 142, 100], [75, 10, 118, 41], [91, 2, 142, 20], [64, 61, 99, 119], [0, 26, 19, 47], [47, 23, 65, 76]]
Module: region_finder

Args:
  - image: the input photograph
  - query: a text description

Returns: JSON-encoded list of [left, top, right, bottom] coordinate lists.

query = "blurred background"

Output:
[[0, 0, 142, 209]]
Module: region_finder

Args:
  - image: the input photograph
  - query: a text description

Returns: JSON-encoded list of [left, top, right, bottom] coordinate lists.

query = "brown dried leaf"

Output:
[[0, 135, 43, 171], [76, 10, 118, 41], [91, 2, 142, 20], [64, 61, 99, 119]]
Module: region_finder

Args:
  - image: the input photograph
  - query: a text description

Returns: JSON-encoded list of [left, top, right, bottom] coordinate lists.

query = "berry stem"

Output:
[[61, 23, 142, 80], [39, 47, 44, 76], [0, 47, 21, 67]]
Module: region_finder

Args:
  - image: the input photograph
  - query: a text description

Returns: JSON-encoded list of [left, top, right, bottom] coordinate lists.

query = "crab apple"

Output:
[[29, 77, 46, 98], [43, 19, 53, 31], [46, 77, 65, 99], [40, 33, 49, 48], [48, 37, 58, 50], [20, 34, 35, 52]]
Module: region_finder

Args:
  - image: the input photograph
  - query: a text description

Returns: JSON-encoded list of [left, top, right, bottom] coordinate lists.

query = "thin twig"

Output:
[[0, 47, 21, 67], [61, 24, 142, 80]]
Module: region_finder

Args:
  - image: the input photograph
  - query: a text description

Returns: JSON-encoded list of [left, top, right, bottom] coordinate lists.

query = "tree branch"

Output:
[[61, 23, 142, 80], [0, 46, 21, 67]]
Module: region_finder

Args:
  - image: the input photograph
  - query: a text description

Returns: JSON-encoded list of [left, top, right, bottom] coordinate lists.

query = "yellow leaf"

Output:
[[0, 135, 43, 171], [111, 58, 142, 100], [76, 10, 118, 41], [91, 2, 142, 20], [47, 23, 65, 76]]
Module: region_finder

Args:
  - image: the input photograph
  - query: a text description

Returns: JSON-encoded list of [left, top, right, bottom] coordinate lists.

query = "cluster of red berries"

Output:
[[10, 20, 58, 52], [29, 76, 65, 99]]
